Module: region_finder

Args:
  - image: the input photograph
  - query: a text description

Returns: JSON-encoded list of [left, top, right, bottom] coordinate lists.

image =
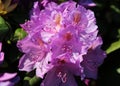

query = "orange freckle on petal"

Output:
[[55, 14, 61, 25], [73, 12, 81, 24], [37, 39, 44, 46]]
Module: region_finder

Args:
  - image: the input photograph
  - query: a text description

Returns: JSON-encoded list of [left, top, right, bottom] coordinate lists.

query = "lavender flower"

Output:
[[40, 0, 96, 7], [41, 63, 81, 86], [0, 42, 4, 64], [0, 73, 20, 86], [79, 0, 96, 7], [17, 32, 53, 78], [81, 37, 106, 79], [0, 42, 20, 86], [40, 0, 58, 7], [18, 1, 106, 85]]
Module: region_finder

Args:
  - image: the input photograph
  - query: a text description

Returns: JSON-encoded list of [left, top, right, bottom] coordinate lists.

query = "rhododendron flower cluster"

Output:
[[17, 1, 106, 85]]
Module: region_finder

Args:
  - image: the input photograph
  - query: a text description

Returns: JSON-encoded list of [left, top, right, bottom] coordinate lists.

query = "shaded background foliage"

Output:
[[93, 0, 120, 86], [0, 0, 120, 86]]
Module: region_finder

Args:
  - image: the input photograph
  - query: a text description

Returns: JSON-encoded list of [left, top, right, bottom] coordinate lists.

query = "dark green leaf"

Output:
[[0, 16, 9, 41]]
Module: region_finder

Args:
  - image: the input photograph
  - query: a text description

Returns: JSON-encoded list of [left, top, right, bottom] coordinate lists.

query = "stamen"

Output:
[[57, 72, 67, 83], [61, 73, 67, 83], [57, 72, 62, 78]]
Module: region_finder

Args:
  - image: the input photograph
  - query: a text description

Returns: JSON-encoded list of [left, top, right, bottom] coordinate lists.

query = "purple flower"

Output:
[[17, 32, 52, 78], [18, 1, 106, 84], [0, 42, 20, 86], [0, 73, 20, 86], [0, 42, 4, 64], [40, 63, 81, 86], [81, 37, 106, 79], [50, 25, 87, 65], [40, 0, 96, 7], [40, 0, 58, 7], [79, 0, 96, 7]]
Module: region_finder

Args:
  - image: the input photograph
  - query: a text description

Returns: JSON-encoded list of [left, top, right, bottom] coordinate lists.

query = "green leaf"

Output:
[[0, 16, 9, 41], [106, 40, 120, 54], [110, 5, 120, 14], [117, 68, 120, 74], [13, 28, 27, 41], [117, 29, 120, 39]]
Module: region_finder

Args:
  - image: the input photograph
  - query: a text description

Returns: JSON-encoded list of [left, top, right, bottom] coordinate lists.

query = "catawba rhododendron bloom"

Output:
[[79, 0, 96, 7], [0, 73, 20, 86], [0, 42, 4, 64], [81, 37, 106, 79], [17, 1, 106, 85], [40, 63, 81, 86]]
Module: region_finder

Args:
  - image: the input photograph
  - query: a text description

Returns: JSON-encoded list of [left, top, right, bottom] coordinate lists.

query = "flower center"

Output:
[[63, 32, 72, 41]]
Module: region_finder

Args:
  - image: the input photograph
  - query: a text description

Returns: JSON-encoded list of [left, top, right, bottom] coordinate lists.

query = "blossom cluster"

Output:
[[17, 1, 106, 86]]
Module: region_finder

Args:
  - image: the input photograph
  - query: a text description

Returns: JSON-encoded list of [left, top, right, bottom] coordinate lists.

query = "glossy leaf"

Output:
[[0, 16, 9, 41], [106, 40, 120, 54]]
